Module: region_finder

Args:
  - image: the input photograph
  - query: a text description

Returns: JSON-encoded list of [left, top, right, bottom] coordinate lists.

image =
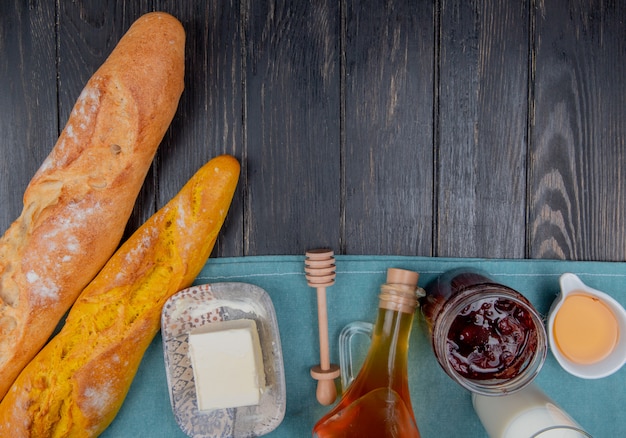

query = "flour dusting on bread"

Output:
[[0, 154, 240, 436], [25, 271, 59, 302], [0, 11, 186, 401], [82, 383, 114, 417]]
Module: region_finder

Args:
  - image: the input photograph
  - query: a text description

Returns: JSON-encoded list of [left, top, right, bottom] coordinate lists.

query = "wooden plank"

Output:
[[530, 0, 626, 261], [153, 1, 245, 257], [0, 1, 57, 232], [57, 1, 155, 239], [343, 0, 434, 256], [4, 0, 624, 261], [437, 0, 529, 258], [245, 1, 341, 255]]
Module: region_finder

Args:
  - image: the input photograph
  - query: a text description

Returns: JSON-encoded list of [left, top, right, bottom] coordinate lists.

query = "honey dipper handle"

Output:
[[305, 249, 340, 405], [316, 287, 331, 369]]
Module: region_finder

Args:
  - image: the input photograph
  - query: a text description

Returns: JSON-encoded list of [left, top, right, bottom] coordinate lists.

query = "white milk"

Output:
[[472, 384, 591, 438]]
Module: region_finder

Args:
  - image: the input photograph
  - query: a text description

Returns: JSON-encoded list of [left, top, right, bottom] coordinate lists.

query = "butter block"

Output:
[[188, 318, 266, 411]]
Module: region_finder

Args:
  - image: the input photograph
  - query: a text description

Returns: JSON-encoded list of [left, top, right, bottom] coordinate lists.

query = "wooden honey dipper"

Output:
[[305, 249, 341, 406]]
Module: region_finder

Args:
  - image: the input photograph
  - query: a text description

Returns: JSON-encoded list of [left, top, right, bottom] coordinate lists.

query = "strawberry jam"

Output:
[[421, 269, 547, 395], [446, 296, 537, 380]]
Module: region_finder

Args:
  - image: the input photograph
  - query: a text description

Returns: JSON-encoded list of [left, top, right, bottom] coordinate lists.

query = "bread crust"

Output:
[[0, 12, 185, 400], [0, 154, 240, 436]]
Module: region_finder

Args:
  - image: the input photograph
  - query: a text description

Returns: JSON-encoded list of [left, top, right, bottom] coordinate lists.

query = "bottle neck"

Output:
[[379, 281, 421, 314], [371, 303, 415, 367], [367, 282, 421, 380]]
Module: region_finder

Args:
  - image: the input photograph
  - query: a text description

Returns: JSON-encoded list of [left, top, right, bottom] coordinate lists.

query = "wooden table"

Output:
[[1, 1, 625, 261]]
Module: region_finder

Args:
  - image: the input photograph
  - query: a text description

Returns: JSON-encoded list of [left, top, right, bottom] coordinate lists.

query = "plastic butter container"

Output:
[[161, 283, 286, 437]]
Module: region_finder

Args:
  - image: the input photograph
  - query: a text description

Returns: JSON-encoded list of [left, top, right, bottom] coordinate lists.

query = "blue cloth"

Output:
[[103, 256, 626, 437]]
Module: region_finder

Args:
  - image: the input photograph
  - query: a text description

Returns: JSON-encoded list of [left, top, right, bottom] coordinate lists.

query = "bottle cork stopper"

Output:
[[381, 268, 421, 313], [386, 268, 419, 287]]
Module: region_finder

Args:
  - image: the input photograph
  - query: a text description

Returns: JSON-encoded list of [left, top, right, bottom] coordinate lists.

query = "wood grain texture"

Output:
[[0, 1, 57, 232], [343, 0, 434, 256], [437, 0, 529, 258], [154, 0, 245, 257], [530, 0, 626, 261], [245, 0, 341, 255], [0, 0, 625, 261]]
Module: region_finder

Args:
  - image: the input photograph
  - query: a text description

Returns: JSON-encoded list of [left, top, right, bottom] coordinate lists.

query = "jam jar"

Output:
[[421, 269, 547, 395]]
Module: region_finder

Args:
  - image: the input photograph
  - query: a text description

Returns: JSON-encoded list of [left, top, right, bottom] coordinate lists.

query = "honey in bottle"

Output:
[[312, 268, 422, 438]]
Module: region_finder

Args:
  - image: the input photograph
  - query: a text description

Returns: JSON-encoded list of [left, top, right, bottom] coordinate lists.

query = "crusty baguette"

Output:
[[0, 154, 240, 437], [0, 12, 185, 400]]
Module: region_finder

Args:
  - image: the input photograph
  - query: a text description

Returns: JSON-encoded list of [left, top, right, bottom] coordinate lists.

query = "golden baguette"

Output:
[[0, 154, 240, 437], [0, 12, 185, 400]]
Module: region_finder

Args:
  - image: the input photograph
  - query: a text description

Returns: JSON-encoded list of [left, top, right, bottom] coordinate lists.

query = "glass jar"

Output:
[[421, 269, 547, 396]]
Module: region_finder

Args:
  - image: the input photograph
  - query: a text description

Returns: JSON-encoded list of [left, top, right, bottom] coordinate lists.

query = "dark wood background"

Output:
[[1, 0, 625, 261]]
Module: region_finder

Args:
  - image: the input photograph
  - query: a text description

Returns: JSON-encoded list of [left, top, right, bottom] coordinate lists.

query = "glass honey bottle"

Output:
[[312, 268, 423, 438]]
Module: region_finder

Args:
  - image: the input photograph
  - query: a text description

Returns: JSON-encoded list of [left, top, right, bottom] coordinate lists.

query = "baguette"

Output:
[[0, 12, 185, 400], [0, 154, 240, 437]]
